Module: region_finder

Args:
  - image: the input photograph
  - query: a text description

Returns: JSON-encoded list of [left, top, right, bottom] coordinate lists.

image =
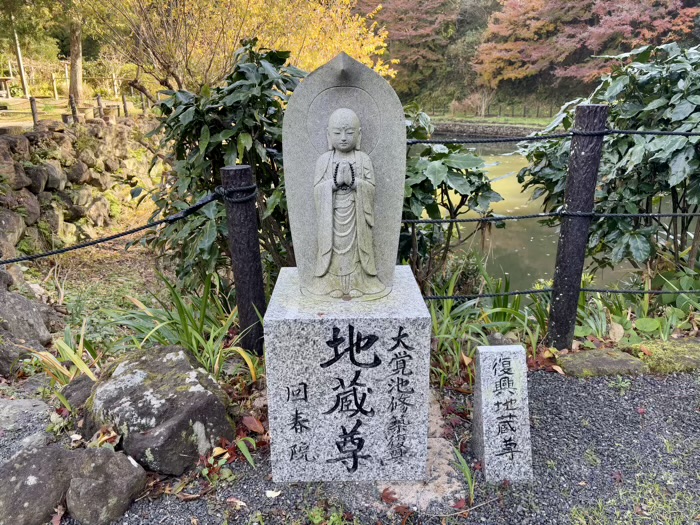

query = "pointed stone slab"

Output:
[[283, 53, 406, 296]]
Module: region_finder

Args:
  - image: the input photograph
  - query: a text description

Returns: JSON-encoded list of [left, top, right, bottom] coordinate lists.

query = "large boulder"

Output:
[[87, 345, 235, 475], [68, 161, 90, 184], [0, 446, 72, 525], [23, 131, 59, 153], [25, 165, 49, 194], [86, 196, 110, 227], [87, 170, 112, 191], [65, 448, 147, 525], [0, 161, 31, 190], [79, 149, 102, 171], [0, 289, 51, 346], [0, 135, 30, 160], [0, 446, 146, 525], [0, 209, 26, 246], [0, 189, 41, 226], [0, 329, 43, 377], [43, 160, 67, 191]]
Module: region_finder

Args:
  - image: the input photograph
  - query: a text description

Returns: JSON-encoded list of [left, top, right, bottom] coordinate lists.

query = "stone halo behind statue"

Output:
[[302, 107, 388, 301], [282, 52, 406, 303]]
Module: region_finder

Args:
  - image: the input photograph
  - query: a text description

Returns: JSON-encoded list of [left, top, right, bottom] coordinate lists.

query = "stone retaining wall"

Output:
[[0, 118, 157, 267], [433, 121, 542, 137]]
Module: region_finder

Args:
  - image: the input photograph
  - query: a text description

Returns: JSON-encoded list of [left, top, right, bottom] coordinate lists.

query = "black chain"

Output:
[[408, 128, 700, 146], [0, 192, 222, 267], [403, 210, 700, 224], [215, 184, 258, 204], [425, 287, 700, 301]]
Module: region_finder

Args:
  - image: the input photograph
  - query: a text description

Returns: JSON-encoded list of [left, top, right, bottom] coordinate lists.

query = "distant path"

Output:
[[434, 120, 543, 138]]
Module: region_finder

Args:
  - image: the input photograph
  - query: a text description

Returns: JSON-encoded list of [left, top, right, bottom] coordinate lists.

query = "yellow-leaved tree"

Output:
[[91, 0, 392, 95]]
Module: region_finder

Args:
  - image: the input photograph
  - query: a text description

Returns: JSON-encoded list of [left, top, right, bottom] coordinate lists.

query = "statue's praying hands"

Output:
[[335, 161, 354, 189]]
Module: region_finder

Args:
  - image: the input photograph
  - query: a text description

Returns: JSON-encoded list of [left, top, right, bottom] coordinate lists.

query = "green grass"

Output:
[[431, 114, 554, 128]]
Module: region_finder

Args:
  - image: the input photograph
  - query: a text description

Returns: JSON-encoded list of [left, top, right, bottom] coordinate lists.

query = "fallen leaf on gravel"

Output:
[[612, 471, 624, 484], [211, 446, 228, 457], [51, 505, 65, 525], [474, 461, 482, 471], [452, 499, 466, 509], [265, 490, 281, 498], [242, 416, 265, 434], [578, 481, 587, 486], [343, 511, 354, 521], [551, 365, 565, 375], [226, 497, 247, 510], [393, 505, 415, 525], [637, 407, 647, 415], [191, 519, 199, 525], [381, 487, 398, 504], [176, 492, 204, 501]]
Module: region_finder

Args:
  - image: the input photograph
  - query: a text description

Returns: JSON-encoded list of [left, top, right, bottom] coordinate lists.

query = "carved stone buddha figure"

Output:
[[306, 108, 386, 299]]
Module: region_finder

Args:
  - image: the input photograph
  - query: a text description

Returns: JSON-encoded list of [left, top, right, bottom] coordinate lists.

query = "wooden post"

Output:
[[112, 72, 118, 97], [122, 93, 129, 117], [523, 105, 527, 118], [548, 104, 609, 350], [69, 94, 78, 122], [536, 105, 540, 118], [140, 93, 147, 114], [221, 165, 266, 356], [51, 73, 58, 100], [129, 86, 134, 97], [550, 105, 554, 118], [498, 104, 502, 117], [96, 94, 104, 118], [511, 105, 515, 118], [64, 62, 69, 81], [29, 97, 38, 127]]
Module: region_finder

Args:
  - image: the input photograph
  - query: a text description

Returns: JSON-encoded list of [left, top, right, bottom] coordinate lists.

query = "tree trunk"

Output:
[[69, 17, 83, 105], [10, 14, 30, 99]]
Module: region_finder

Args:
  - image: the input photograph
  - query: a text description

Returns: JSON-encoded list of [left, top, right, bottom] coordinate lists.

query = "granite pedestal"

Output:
[[265, 266, 431, 482]]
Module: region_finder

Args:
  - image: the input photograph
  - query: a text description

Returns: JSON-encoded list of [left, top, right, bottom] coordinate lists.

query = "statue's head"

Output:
[[327, 108, 361, 152]]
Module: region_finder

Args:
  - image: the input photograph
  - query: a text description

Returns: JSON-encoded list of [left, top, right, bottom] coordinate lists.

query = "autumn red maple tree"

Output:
[[474, 0, 700, 87], [356, 0, 460, 96]]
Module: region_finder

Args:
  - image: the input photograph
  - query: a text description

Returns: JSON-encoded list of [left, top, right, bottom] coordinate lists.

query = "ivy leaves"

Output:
[[519, 43, 700, 269]]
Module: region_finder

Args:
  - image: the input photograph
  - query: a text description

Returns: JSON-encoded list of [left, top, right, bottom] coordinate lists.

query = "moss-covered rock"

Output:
[[620, 339, 700, 373], [556, 349, 650, 378], [85, 345, 234, 475]]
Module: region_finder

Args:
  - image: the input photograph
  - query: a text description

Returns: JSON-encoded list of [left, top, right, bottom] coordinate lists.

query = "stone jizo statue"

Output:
[[306, 108, 386, 299]]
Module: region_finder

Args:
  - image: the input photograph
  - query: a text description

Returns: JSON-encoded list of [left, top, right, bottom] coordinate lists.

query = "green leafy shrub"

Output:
[[142, 40, 304, 289], [401, 103, 502, 290], [519, 43, 700, 270]]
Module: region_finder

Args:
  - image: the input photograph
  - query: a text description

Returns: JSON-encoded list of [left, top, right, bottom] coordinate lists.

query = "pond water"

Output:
[[436, 138, 630, 290]]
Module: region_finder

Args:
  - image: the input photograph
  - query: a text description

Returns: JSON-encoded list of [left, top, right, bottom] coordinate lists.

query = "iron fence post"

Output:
[[548, 104, 609, 350]]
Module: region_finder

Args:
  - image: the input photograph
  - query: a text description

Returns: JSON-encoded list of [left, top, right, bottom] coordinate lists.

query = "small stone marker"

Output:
[[472, 345, 533, 483]]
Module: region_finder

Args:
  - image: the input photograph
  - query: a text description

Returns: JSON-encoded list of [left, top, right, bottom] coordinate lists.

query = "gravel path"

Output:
[[1, 370, 694, 524], [56, 370, 700, 525]]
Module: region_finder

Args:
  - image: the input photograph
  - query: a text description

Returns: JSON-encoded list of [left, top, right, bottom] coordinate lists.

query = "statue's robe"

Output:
[[310, 150, 384, 297]]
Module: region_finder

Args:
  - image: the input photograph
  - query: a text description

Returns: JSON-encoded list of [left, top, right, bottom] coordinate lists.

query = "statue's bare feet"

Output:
[[330, 290, 343, 298], [348, 289, 362, 298]]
